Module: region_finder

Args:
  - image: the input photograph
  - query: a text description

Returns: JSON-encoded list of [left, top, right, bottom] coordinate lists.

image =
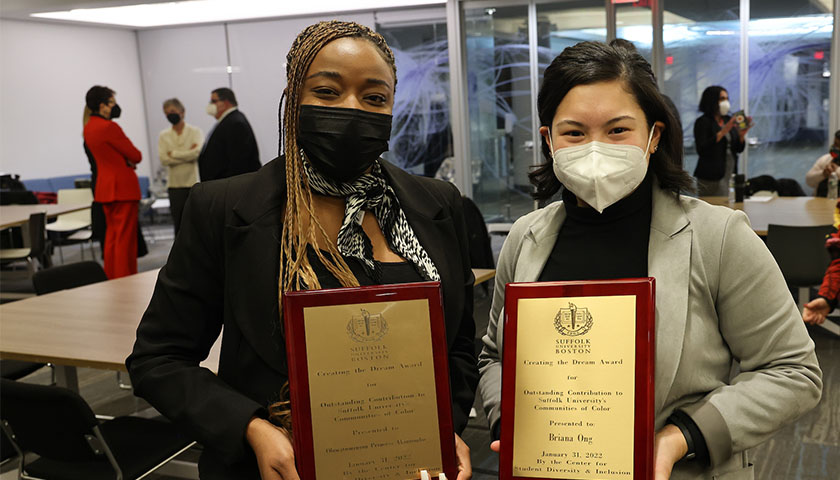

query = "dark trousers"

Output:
[[168, 187, 191, 236]]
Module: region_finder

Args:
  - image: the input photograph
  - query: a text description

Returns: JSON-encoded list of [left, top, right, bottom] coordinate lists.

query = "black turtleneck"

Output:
[[534, 173, 711, 465], [538, 171, 653, 282]]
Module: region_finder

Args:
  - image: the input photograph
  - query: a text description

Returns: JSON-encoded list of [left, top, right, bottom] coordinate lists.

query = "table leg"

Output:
[[54, 365, 79, 392]]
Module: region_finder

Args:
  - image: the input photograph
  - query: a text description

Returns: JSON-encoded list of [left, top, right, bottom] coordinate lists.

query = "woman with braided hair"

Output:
[[128, 21, 478, 479]]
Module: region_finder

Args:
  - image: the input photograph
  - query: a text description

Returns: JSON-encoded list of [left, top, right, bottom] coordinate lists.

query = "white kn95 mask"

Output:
[[206, 102, 218, 117], [550, 125, 655, 213]]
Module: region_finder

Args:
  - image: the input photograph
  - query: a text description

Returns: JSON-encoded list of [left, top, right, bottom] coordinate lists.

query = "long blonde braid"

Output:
[[279, 20, 397, 295], [269, 20, 397, 429]]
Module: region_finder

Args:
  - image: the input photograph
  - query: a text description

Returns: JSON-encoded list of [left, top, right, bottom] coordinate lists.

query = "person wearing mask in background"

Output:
[[159, 98, 204, 235], [804, 129, 840, 196], [198, 87, 260, 181], [692, 86, 750, 196], [83, 85, 142, 279], [127, 21, 477, 479], [83, 104, 148, 261], [477, 40, 820, 479]]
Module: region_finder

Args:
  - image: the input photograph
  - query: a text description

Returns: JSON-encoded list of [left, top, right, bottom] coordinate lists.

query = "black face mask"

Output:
[[166, 113, 181, 125], [110, 104, 122, 119], [298, 105, 392, 182]]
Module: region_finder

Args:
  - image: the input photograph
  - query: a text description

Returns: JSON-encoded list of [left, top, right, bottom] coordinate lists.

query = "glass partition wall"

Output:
[[378, 11, 454, 178], [451, 0, 837, 219], [461, 0, 609, 222], [663, 1, 742, 176], [747, 2, 833, 185], [463, 5, 533, 222]]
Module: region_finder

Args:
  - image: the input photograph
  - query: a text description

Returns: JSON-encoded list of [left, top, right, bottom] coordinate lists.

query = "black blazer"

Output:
[[693, 114, 745, 181], [198, 109, 261, 181], [126, 158, 479, 479]]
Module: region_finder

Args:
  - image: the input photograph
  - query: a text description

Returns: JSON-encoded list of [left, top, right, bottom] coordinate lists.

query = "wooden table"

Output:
[[0, 269, 220, 390], [0, 203, 91, 229], [700, 196, 834, 235], [0, 267, 496, 391], [473, 268, 496, 285]]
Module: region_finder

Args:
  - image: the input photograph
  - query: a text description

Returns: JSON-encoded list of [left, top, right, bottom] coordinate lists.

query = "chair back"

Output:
[[776, 178, 806, 197], [33, 261, 107, 295], [0, 379, 102, 462], [27, 213, 47, 258], [766, 224, 836, 287], [748, 175, 779, 195], [56, 188, 93, 225], [0, 190, 38, 205]]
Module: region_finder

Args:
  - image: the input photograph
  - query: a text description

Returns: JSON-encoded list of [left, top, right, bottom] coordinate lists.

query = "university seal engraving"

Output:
[[346, 308, 388, 342], [554, 303, 593, 336]]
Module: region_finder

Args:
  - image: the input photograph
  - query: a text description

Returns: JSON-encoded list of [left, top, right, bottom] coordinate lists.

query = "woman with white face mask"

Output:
[[477, 40, 821, 480], [693, 86, 750, 196]]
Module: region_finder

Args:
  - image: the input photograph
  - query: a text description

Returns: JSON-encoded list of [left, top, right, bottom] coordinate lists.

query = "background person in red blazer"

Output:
[[83, 85, 142, 279]]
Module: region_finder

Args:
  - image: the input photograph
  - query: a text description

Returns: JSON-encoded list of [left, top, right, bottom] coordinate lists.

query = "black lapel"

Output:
[[380, 160, 464, 348], [223, 158, 465, 372], [224, 157, 288, 374]]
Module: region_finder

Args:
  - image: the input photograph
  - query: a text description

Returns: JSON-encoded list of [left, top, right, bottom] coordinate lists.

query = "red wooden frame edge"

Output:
[[499, 278, 655, 480], [283, 281, 458, 480]]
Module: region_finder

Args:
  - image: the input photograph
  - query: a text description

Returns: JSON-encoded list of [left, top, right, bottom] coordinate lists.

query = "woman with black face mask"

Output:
[[158, 97, 203, 235], [83, 85, 142, 279], [127, 21, 478, 480]]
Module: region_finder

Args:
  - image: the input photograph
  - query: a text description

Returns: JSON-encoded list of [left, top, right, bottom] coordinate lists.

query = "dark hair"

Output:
[[531, 39, 694, 200], [85, 85, 114, 112], [212, 87, 237, 106], [698, 86, 726, 117], [834, 129, 840, 140]]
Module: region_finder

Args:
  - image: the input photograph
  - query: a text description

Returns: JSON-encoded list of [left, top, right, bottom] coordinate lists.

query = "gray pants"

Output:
[[696, 152, 735, 197]]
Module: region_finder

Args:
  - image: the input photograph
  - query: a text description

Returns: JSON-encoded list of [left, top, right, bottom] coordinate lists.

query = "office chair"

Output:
[[32, 261, 107, 296], [0, 191, 38, 206], [46, 189, 94, 263], [0, 362, 49, 466], [0, 378, 193, 480], [766, 223, 840, 335], [0, 213, 49, 275]]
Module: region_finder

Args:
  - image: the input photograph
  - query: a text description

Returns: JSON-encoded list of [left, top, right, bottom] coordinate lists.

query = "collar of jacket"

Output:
[[230, 157, 448, 225], [524, 180, 689, 246], [223, 157, 451, 376], [519, 179, 691, 412]]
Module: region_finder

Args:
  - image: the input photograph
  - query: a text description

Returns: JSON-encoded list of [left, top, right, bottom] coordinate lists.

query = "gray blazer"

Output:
[[477, 184, 822, 479]]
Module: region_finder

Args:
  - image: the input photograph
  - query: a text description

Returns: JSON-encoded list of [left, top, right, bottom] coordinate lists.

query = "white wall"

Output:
[[0, 19, 151, 181], [136, 13, 375, 178], [137, 24, 229, 185]]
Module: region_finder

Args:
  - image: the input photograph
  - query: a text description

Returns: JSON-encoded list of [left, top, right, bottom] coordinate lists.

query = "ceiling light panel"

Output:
[[32, 0, 446, 28]]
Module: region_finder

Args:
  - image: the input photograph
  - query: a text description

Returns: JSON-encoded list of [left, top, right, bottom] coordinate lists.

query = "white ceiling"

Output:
[[0, 0, 172, 17], [0, 0, 445, 28], [2, 0, 833, 28]]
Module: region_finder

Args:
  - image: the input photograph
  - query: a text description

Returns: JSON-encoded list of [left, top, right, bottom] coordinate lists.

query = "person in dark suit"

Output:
[[198, 87, 261, 181], [692, 86, 751, 196], [127, 21, 477, 480]]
